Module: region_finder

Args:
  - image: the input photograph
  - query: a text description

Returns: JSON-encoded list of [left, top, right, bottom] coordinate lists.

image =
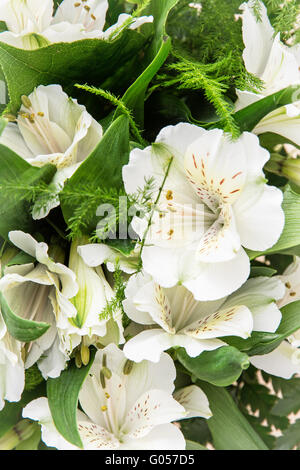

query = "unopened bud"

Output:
[[265, 153, 300, 186]]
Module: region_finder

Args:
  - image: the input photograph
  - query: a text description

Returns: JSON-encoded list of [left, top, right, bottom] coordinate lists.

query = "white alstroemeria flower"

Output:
[[0, 231, 78, 379], [0, 84, 103, 218], [0, 0, 86, 49], [63, 238, 124, 353], [53, 0, 153, 40], [0, 313, 24, 410], [23, 345, 211, 449], [235, 0, 300, 111], [122, 123, 284, 301], [0, 0, 153, 49], [77, 242, 140, 275], [122, 272, 284, 362]]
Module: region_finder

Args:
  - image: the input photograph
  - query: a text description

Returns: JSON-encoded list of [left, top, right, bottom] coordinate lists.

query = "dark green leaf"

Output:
[[47, 350, 96, 449], [275, 420, 300, 450]]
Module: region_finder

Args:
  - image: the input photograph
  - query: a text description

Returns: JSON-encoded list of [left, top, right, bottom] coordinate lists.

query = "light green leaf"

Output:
[[146, 0, 179, 57], [47, 350, 96, 449], [177, 346, 249, 387], [0, 292, 50, 342], [199, 382, 268, 450]]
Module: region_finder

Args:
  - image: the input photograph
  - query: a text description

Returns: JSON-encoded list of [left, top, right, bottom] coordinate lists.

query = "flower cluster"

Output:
[[0, 0, 300, 452]]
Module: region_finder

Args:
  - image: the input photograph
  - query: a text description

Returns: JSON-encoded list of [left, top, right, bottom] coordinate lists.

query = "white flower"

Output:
[[0, 313, 24, 410], [23, 345, 211, 449], [0, 230, 78, 379], [0, 84, 103, 218], [0, 0, 153, 49], [64, 238, 125, 352], [235, 0, 300, 111], [53, 0, 153, 41], [122, 123, 284, 301], [122, 272, 284, 362], [77, 242, 140, 274]]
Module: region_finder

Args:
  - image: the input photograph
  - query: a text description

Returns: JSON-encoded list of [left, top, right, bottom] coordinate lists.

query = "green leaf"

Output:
[[47, 350, 96, 449], [0, 144, 56, 239], [185, 440, 208, 450], [146, 0, 179, 57], [115, 36, 172, 127], [177, 346, 249, 387], [0, 292, 50, 342], [199, 382, 268, 450], [248, 185, 300, 260], [61, 115, 130, 230], [0, 32, 148, 114], [232, 84, 300, 133]]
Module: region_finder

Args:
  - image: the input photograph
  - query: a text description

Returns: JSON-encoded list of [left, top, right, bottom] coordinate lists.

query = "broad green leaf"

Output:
[[177, 346, 249, 387], [199, 382, 268, 450], [248, 185, 300, 260], [115, 36, 172, 127], [61, 115, 130, 229], [0, 31, 147, 113], [232, 85, 300, 133], [185, 440, 208, 450], [0, 144, 56, 239], [47, 350, 96, 449], [0, 292, 50, 342], [224, 300, 300, 356]]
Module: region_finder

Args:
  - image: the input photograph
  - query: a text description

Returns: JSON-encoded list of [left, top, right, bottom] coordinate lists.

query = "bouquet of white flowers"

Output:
[[0, 0, 299, 452]]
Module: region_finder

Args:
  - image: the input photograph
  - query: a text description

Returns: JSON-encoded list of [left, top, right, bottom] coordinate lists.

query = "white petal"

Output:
[[223, 276, 285, 332], [234, 183, 284, 251], [123, 329, 174, 363], [183, 248, 250, 301], [184, 305, 253, 339], [240, 0, 274, 76], [121, 389, 186, 439], [250, 342, 300, 379], [254, 104, 300, 147], [120, 423, 185, 450], [23, 397, 79, 450], [174, 385, 212, 419]]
